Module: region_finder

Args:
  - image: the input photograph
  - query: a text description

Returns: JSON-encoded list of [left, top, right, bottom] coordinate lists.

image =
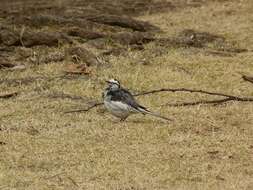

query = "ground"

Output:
[[0, 0, 253, 190]]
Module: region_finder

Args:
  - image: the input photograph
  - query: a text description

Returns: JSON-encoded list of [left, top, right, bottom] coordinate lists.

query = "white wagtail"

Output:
[[103, 79, 172, 121]]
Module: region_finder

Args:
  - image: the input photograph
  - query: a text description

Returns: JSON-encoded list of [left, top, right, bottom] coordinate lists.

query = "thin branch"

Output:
[[136, 88, 253, 106], [164, 98, 233, 107], [67, 176, 79, 187], [0, 92, 18, 99], [242, 75, 253, 84], [64, 87, 253, 113], [64, 102, 103, 113], [134, 88, 251, 100]]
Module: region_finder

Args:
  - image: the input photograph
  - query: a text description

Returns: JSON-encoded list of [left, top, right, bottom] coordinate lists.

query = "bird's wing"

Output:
[[113, 89, 172, 121], [110, 88, 147, 111]]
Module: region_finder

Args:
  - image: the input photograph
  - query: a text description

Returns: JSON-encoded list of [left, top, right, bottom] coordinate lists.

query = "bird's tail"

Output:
[[137, 107, 172, 121]]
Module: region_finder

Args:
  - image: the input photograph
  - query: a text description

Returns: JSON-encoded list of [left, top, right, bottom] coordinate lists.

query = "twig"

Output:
[[0, 92, 18, 99], [134, 88, 249, 100], [0, 62, 16, 69], [242, 75, 253, 84], [64, 102, 103, 113], [67, 176, 79, 187], [64, 87, 253, 113], [136, 88, 253, 106], [164, 98, 233, 107]]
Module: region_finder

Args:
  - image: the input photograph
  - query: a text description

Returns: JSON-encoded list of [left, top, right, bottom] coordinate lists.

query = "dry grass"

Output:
[[1, 0, 253, 190]]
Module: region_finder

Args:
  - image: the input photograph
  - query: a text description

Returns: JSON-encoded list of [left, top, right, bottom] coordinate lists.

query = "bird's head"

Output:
[[106, 79, 120, 89]]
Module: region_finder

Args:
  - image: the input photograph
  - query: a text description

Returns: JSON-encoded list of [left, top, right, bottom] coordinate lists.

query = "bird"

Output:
[[103, 79, 172, 122]]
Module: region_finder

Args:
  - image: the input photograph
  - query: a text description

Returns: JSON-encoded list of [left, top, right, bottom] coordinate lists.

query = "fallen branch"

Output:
[[134, 88, 251, 100], [136, 88, 253, 106], [164, 98, 233, 107], [0, 92, 18, 99], [0, 61, 16, 69], [242, 75, 253, 84], [86, 14, 159, 32], [64, 102, 103, 113], [64, 87, 253, 113], [67, 176, 79, 187]]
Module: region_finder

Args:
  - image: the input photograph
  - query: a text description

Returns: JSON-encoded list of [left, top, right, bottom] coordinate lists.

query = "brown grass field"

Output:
[[0, 0, 253, 189]]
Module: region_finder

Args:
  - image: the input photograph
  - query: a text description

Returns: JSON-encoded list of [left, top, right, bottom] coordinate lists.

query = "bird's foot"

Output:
[[120, 118, 127, 122]]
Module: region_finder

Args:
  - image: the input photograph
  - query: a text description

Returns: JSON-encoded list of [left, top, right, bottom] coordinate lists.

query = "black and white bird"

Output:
[[103, 79, 172, 121]]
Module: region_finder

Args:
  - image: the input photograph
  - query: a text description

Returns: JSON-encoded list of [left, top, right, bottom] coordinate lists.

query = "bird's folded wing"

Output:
[[109, 88, 146, 111]]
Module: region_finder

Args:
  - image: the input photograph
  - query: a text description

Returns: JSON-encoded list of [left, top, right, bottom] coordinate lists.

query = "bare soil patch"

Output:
[[0, 0, 248, 68]]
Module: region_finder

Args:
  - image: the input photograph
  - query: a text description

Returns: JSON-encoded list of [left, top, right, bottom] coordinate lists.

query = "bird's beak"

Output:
[[105, 80, 110, 83]]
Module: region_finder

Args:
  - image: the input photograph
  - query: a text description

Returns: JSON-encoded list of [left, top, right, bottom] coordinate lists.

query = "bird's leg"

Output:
[[120, 117, 127, 122]]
